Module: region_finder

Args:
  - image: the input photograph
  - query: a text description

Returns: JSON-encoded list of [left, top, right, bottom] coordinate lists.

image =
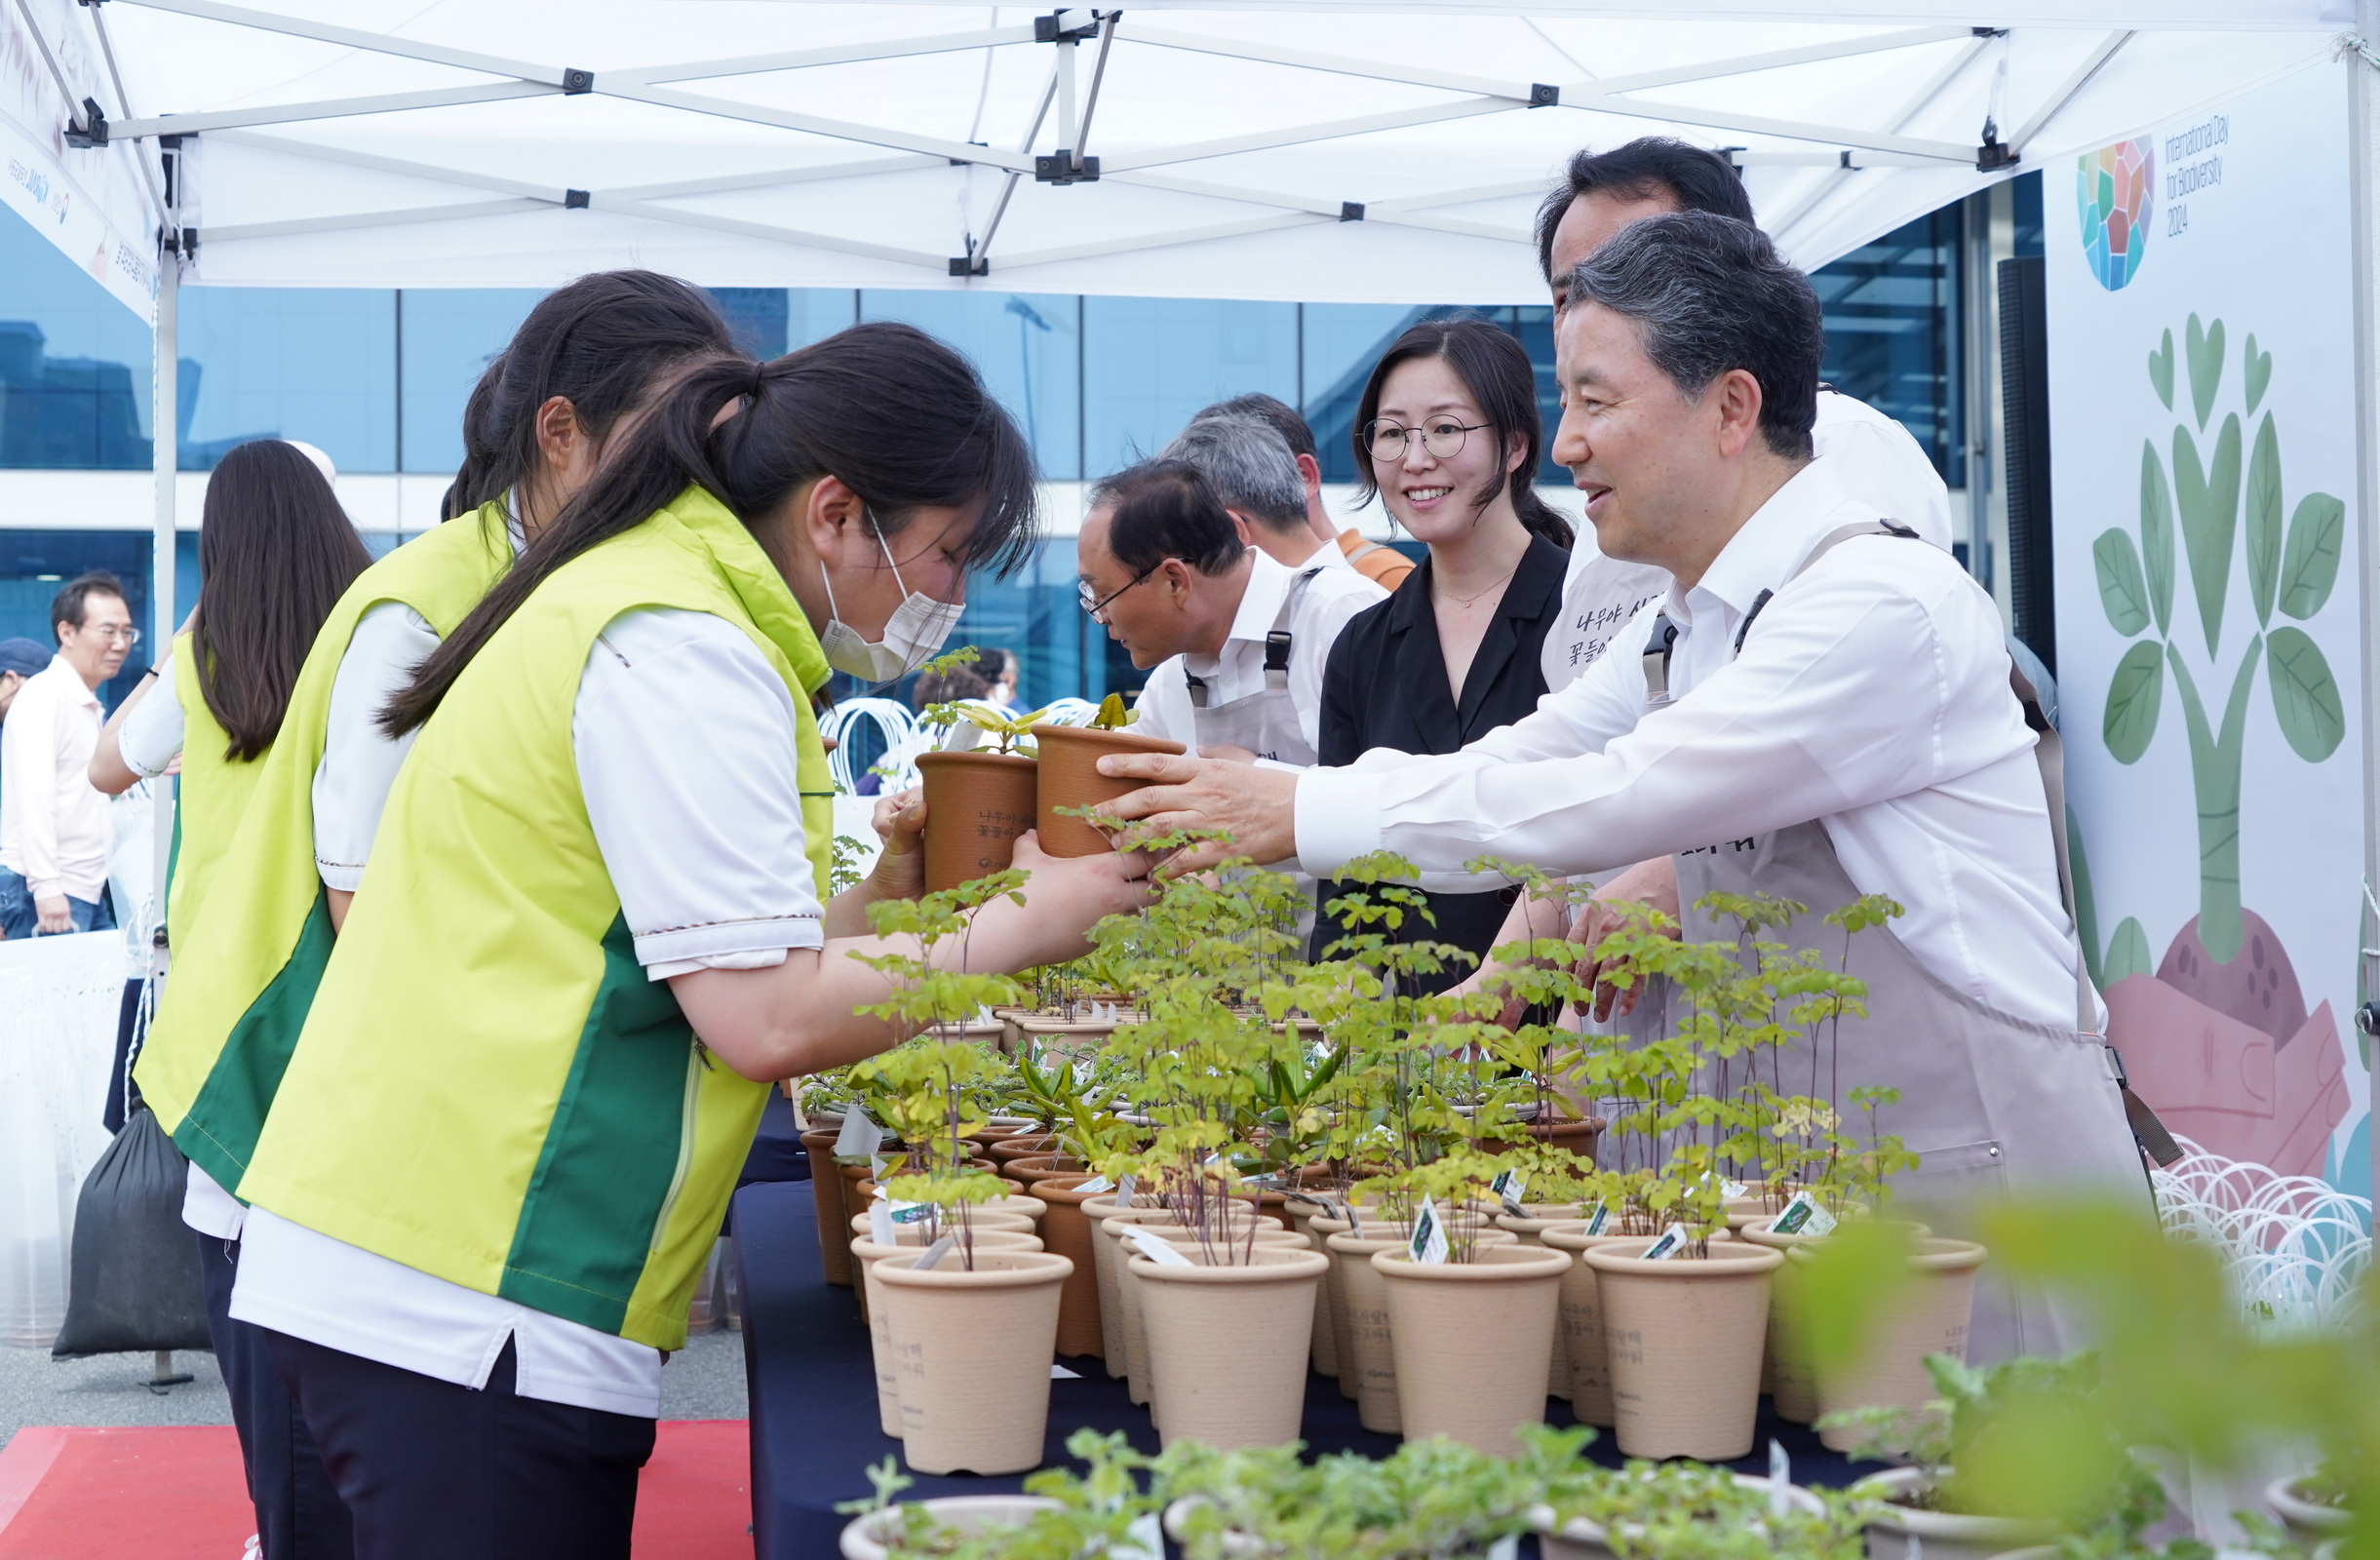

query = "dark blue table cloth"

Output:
[[732, 1181, 1865, 1560]]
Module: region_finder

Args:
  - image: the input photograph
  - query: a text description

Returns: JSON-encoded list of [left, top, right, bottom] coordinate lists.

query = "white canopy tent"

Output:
[[0, 0, 2372, 927]]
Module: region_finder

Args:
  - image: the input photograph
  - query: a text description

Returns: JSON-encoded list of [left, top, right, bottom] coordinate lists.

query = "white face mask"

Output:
[[817, 518, 964, 683]]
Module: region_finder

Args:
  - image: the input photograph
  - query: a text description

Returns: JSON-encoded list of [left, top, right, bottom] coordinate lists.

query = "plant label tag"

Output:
[[1115, 1174, 1137, 1208], [1242, 1172, 1281, 1190], [1583, 1203, 1610, 1235], [1341, 1199, 1361, 1233], [1074, 1176, 1114, 1197], [1769, 1439, 1790, 1516], [835, 1110, 884, 1159], [1124, 1227, 1193, 1267], [1768, 1193, 1837, 1237], [1116, 1512, 1165, 1560], [1490, 1169, 1527, 1217], [870, 1202, 896, 1246], [1484, 1540, 1519, 1560], [1720, 1177, 1750, 1200], [889, 1201, 933, 1225], [1408, 1198, 1449, 1266], [942, 718, 986, 753], [1641, 1224, 1691, 1261], [914, 1235, 958, 1271], [1049, 1363, 1080, 1379], [869, 1153, 886, 1179]]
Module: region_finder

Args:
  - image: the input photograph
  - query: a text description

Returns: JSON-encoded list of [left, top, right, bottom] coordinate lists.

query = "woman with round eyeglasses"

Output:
[[1309, 317, 1577, 989]]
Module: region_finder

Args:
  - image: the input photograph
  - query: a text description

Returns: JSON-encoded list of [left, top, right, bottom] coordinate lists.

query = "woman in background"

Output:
[[91, 436, 373, 1560], [1312, 318, 1575, 990]]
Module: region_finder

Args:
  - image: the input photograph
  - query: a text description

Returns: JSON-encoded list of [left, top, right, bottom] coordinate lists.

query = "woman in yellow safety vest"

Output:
[[221, 326, 1151, 1558]]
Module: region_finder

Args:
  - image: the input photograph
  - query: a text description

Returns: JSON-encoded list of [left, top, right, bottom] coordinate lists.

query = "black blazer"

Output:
[[1311, 532, 1570, 988]]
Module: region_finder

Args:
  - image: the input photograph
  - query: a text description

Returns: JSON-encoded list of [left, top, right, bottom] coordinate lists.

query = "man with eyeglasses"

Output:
[[1075, 458, 1383, 775], [0, 571, 133, 937]]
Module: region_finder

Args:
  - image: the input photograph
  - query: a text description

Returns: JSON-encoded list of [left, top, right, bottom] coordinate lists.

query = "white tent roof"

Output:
[[0, 1, 2349, 311]]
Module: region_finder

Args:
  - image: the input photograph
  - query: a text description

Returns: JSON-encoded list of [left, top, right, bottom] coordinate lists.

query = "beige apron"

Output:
[[1655, 522, 2148, 1362], [1182, 566, 1324, 766]]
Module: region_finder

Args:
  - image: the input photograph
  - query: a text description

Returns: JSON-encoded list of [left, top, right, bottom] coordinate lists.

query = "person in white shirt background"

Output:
[[0, 572, 133, 938], [1075, 454, 1385, 773], [1168, 409, 1353, 574], [1093, 212, 2143, 1360], [1206, 391, 1420, 592]]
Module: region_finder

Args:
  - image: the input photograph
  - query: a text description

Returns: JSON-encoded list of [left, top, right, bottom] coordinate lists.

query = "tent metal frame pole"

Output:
[[2347, 3, 2380, 1199], [1768, 33, 1988, 247], [150, 246, 177, 916], [2008, 30, 2132, 154]]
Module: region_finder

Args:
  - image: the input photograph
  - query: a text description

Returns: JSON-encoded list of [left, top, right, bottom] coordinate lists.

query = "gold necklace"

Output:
[[1436, 564, 1517, 610]]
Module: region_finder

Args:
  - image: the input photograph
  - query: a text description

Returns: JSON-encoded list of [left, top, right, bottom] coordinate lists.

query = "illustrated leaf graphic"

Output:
[[2147, 329, 2175, 410], [2102, 916, 2153, 985], [2171, 414, 2242, 658], [2092, 528, 2151, 636], [2102, 640, 2165, 763], [2244, 411, 2282, 629], [2067, 804, 2103, 990], [2184, 313, 2225, 430], [2266, 626, 2344, 761], [2243, 332, 2272, 414], [2278, 491, 2345, 620], [2138, 440, 2174, 635]]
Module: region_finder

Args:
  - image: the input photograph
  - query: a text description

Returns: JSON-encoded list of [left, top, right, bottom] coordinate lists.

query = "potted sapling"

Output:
[[1032, 692, 1184, 857], [912, 647, 1049, 894], [847, 873, 1074, 1476]]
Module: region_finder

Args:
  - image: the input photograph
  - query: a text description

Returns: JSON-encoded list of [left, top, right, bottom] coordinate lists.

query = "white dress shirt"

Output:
[[1297, 456, 2086, 1031], [1131, 548, 1386, 760], [0, 655, 110, 903], [232, 605, 825, 1417], [1540, 388, 1955, 690], [119, 656, 185, 778]]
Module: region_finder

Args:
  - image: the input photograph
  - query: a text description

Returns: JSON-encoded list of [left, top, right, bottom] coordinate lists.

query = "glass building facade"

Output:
[[0, 174, 2015, 709]]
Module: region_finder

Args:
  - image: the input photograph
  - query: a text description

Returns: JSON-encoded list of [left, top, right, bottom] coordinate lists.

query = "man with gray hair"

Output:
[[1161, 412, 1332, 571], [1095, 213, 2144, 1363]]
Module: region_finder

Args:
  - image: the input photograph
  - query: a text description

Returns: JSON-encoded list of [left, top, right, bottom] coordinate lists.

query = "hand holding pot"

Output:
[[973, 831, 1158, 968], [866, 789, 927, 901], [1093, 753, 1299, 878], [1570, 856, 1680, 1020]]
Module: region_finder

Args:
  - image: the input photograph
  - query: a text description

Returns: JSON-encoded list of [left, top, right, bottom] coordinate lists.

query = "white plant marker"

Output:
[[914, 1235, 957, 1270], [1770, 1439, 1790, 1517], [870, 1201, 895, 1246], [1409, 1197, 1449, 1265], [1125, 1227, 1193, 1267], [1641, 1223, 1691, 1261], [835, 1109, 883, 1158]]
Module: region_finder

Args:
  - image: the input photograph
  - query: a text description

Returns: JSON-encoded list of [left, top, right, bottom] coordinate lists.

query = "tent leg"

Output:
[[146, 1348, 193, 1392], [2350, 4, 2380, 1204], [150, 251, 177, 937]]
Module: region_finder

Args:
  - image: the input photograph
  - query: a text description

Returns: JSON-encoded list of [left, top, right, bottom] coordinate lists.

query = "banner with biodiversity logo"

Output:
[[2049, 61, 2366, 1197]]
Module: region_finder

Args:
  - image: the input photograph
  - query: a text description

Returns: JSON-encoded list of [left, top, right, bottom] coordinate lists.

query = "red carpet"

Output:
[[0, 1421, 752, 1559]]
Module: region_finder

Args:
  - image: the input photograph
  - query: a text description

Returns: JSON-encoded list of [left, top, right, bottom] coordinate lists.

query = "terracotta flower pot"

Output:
[[1855, 1466, 2059, 1560], [801, 1127, 856, 1286], [1133, 1244, 1330, 1449], [1739, 1217, 1931, 1424], [1584, 1239, 1783, 1460], [1539, 1227, 1648, 1428], [1799, 1237, 1987, 1451], [1283, 1198, 1339, 1379], [988, 1134, 1062, 1166], [874, 1248, 1073, 1476], [853, 1229, 1044, 1434], [965, 1116, 1041, 1148], [849, 1208, 1035, 1240], [1026, 1174, 1110, 1358], [1493, 1206, 1609, 1399], [1321, 1223, 1518, 1428], [1535, 1474, 1822, 1560], [839, 1495, 1058, 1560], [1120, 1220, 1307, 1416], [1085, 1198, 1174, 1379], [1004, 1152, 1091, 1186], [1029, 722, 1185, 857], [1374, 1244, 1571, 1457], [917, 749, 1038, 892]]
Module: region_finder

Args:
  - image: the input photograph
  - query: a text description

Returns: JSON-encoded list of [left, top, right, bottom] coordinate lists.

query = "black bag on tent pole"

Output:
[[51, 1106, 213, 1359]]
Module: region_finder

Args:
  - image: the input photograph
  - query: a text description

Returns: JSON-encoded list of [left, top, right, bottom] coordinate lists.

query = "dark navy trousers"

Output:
[[196, 1232, 355, 1560], [265, 1329, 656, 1560]]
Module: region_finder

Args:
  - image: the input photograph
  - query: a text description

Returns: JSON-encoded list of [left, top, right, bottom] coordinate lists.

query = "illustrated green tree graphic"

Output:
[[2092, 313, 2347, 969]]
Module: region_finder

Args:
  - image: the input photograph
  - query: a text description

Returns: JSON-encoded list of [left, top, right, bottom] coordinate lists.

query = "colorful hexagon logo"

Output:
[[2077, 136, 2156, 291]]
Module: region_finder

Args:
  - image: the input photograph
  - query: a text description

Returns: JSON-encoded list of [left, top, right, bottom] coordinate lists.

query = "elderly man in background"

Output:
[[1200, 392, 1416, 591], [0, 573, 133, 938]]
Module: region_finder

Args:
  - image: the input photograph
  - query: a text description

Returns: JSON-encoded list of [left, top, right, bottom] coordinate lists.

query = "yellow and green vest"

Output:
[[135, 508, 515, 1194], [163, 630, 264, 945], [236, 488, 836, 1350]]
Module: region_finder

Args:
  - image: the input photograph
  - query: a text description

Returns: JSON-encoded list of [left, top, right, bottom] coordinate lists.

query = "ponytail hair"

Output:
[[384, 321, 1038, 736], [1349, 316, 1573, 550], [443, 269, 738, 526]]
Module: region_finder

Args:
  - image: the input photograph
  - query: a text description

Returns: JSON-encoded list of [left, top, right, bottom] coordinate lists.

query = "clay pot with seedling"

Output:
[[1032, 694, 1184, 857]]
